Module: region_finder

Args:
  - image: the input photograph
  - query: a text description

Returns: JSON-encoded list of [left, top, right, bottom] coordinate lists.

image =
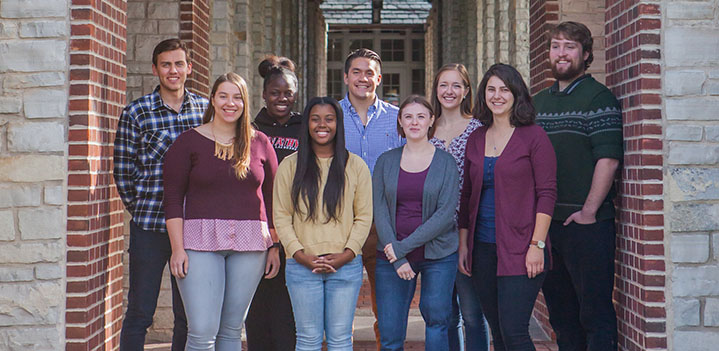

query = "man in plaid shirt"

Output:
[[113, 38, 208, 351]]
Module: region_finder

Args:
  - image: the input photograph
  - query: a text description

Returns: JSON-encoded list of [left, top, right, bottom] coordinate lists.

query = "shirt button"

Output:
[[230, 234, 236, 238]]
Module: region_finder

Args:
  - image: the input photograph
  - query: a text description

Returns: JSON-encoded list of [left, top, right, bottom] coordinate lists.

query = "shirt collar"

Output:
[[150, 85, 194, 112], [549, 74, 592, 96], [342, 93, 383, 116]]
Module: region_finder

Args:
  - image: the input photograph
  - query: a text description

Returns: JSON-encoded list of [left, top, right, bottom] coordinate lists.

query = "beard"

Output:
[[551, 59, 585, 81]]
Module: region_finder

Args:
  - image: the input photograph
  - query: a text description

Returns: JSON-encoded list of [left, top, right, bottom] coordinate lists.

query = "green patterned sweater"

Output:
[[534, 75, 623, 221]]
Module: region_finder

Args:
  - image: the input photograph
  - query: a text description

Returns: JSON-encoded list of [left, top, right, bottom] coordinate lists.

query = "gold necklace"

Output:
[[211, 124, 234, 161]]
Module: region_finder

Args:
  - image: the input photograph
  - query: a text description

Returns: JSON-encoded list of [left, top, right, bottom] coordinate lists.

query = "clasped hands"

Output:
[[384, 243, 416, 281], [293, 248, 355, 274]]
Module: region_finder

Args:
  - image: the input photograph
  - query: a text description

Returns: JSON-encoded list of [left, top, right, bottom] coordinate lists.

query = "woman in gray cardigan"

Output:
[[372, 95, 459, 351]]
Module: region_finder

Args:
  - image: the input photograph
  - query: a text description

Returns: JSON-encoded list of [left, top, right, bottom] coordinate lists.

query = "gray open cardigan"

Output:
[[372, 146, 460, 270]]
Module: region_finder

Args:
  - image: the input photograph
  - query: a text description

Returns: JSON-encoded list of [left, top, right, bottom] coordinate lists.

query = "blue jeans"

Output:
[[449, 272, 490, 351], [375, 253, 458, 351], [177, 250, 267, 351], [285, 255, 364, 351], [121, 221, 187, 351]]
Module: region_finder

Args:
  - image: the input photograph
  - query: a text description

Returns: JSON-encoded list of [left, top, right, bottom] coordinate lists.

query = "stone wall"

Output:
[[664, 0, 719, 349], [0, 0, 70, 349]]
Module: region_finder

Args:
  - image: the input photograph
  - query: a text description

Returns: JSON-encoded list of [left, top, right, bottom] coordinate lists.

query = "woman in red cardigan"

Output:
[[458, 63, 557, 351]]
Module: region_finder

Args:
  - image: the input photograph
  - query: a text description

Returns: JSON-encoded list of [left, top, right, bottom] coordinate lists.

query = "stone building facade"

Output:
[[1, 0, 718, 350]]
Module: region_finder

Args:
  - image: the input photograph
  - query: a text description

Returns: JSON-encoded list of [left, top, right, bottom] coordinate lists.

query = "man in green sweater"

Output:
[[534, 22, 623, 351]]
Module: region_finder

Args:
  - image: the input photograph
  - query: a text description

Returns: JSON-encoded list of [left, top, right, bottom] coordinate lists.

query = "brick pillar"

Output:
[[605, 2, 666, 350], [180, 0, 211, 96], [66, 1, 127, 350], [529, 0, 558, 94]]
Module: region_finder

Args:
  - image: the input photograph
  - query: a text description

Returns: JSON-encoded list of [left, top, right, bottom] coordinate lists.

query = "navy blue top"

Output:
[[474, 156, 497, 243]]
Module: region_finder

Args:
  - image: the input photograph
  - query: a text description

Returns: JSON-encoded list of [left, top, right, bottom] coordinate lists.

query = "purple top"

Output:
[[163, 129, 278, 252], [458, 124, 557, 276], [378, 167, 428, 264]]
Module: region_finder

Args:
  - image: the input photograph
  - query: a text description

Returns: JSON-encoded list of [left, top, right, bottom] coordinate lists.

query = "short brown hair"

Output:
[[548, 21, 594, 70], [344, 48, 382, 74], [396, 95, 435, 139], [152, 38, 189, 66]]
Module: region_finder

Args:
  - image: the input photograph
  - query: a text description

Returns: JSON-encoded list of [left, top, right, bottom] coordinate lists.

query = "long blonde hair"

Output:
[[202, 72, 254, 179]]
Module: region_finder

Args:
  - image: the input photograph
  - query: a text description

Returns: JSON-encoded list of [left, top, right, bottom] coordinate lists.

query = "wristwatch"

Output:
[[530, 240, 546, 249]]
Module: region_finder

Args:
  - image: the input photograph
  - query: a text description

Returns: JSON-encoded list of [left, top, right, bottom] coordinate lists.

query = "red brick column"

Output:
[[180, 0, 211, 96], [529, 0, 559, 94], [66, 1, 127, 350], [605, 2, 666, 350]]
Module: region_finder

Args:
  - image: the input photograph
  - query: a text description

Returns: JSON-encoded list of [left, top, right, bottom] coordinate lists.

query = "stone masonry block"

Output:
[[18, 208, 63, 240], [707, 81, 719, 96], [127, 19, 158, 34], [158, 20, 179, 35], [670, 203, 719, 232], [0, 40, 66, 72], [147, 2, 179, 19], [673, 298, 700, 327], [668, 142, 719, 165], [705, 298, 719, 326], [127, 2, 146, 19], [1, 0, 66, 18], [0, 155, 64, 182], [666, 98, 719, 121], [0, 210, 15, 241], [664, 71, 705, 96], [35, 263, 63, 280], [0, 97, 22, 113], [23, 89, 66, 118], [667, 2, 715, 20], [669, 167, 719, 201], [7, 122, 64, 152], [135, 34, 168, 63], [0, 281, 63, 326], [674, 331, 719, 351], [671, 234, 710, 263], [0, 184, 42, 208], [666, 125, 702, 141], [0, 267, 33, 282], [0, 22, 18, 38], [714, 233, 719, 262], [0, 326, 62, 351], [4, 72, 65, 89], [672, 265, 719, 297], [666, 28, 719, 67], [19, 21, 67, 38], [706, 126, 719, 142], [710, 70, 719, 79], [0, 242, 63, 264], [43, 185, 63, 206]]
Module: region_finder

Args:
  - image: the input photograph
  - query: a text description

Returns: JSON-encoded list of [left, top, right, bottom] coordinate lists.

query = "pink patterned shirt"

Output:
[[430, 118, 482, 191]]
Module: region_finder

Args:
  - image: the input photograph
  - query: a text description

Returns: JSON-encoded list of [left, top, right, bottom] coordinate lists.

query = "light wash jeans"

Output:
[[177, 249, 267, 351], [285, 255, 364, 351]]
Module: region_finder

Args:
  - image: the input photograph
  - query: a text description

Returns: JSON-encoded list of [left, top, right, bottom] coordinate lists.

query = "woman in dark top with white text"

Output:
[[247, 55, 301, 351], [458, 64, 557, 351], [374, 95, 459, 351]]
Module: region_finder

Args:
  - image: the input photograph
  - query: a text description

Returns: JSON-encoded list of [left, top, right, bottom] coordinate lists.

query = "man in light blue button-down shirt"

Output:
[[339, 48, 403, 349]]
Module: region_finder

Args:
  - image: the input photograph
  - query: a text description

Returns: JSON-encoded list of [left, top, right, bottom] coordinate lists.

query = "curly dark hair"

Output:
[[473, 63, 535, 127]]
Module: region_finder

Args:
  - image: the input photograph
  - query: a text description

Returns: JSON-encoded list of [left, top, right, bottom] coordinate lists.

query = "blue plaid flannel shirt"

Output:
[[113, 86, 209, 233]]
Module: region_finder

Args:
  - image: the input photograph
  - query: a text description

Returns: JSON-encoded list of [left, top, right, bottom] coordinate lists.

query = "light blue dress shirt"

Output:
[[339, 94, 404, 173]]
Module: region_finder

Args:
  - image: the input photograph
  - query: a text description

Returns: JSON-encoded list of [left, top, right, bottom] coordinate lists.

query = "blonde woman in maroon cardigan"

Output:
[[458, 64, 557, 351]]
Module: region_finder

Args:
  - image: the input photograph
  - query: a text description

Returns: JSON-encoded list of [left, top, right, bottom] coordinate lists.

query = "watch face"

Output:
[[538, 241, 546, 249]]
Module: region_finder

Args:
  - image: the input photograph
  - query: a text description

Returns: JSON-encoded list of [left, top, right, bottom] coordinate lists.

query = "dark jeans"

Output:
[[120, 221, 187, 351], [449, 272, 490, 351], [376, 253, 458, 351], [472, 242, 545, 351], [542, 220, 618, 351], [245, 245, 296, 350]]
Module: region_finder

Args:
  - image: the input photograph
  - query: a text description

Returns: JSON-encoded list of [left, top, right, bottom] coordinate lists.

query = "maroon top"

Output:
[[163, 129, 278, 227], [458, 124, 557, 276], [378, 167, 428, 264]]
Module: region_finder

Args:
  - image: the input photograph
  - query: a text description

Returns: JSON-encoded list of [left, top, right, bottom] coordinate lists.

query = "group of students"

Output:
[[114, 20, 622, 351]]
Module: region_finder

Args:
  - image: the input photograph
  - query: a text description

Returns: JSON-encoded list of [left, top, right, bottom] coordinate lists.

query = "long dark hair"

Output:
[[473, 63, 535, 127], [291, 97, 349, 223], [202, 72, 254, 179]]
